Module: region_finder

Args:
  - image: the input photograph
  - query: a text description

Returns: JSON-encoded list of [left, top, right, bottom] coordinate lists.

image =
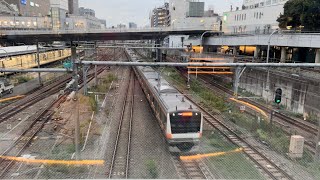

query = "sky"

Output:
[[79, 0, 242, 27]]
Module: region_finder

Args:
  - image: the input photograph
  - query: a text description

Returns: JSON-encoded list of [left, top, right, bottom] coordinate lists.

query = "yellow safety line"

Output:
[[187, 67, 231, 69], [0, 95, 25, 103], [187, 71, 234, 75], [180, 148, 243, 161], [229, 98, 268, 118], [0, 156, 104, 166], [190, 58, 230, 61]]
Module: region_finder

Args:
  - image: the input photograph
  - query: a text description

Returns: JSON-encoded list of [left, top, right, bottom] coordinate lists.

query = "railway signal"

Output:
[[275, 88, 282, 104]]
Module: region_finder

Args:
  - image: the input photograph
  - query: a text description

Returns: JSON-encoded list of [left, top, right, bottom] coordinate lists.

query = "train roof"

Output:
[[127, 49, 199, 113]]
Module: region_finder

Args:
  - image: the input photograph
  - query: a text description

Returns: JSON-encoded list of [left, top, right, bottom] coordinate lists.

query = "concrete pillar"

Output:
[[315, 49, 320, 64], [233, 46, 237, 55], [254, 46, 261, 59], [156, 39, 163, 62], [281, 47, 287, 63]]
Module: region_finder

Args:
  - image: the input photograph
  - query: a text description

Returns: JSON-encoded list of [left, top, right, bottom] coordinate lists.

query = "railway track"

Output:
[[196, 73, 318, 135], [126, 50, 214, 180], [0, 92, 67, 178], [172, 157, 214, 179], [166, 56, 318, 138], [0, 66, 108, 178], [182, 92, 293, 180], [108, 70, 134, 179], [0, 64, 107, 124], [166, 57, 318, 153], [0, 75, 72, 122]]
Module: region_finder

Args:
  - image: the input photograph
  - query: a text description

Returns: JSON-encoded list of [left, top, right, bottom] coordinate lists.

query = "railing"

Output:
[[0, 26, 218, 35], [223, 29, 320, 36]]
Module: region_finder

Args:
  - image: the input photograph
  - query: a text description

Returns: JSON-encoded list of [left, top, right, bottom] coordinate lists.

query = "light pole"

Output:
[[266, 29, 280, 63], [200, 31, 217, 54], [266, 29, 280, 92]]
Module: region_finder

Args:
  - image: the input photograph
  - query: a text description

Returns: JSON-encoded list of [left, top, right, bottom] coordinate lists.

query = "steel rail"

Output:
[[108, 70, 134, 179]]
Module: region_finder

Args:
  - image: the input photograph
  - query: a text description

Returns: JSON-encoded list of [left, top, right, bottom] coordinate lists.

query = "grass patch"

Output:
[[203, 130, 264, 179], [163, 67, 185, 86], [190, 80, 227, 112], [306, 113, 319, 124], [208, 153, 264, 179], [42, 144, 87, 178], [15, 76, 33, 84], [146, 160, 158, 178]]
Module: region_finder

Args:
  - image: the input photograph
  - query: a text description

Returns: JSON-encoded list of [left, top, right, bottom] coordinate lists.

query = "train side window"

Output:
[[160, 111, 166, 123]]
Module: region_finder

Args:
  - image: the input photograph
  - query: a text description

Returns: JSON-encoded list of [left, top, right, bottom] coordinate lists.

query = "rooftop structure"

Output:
[[79, 7, 95, 17], [150, 2, 170, 27], [222, 0, 289, 34]]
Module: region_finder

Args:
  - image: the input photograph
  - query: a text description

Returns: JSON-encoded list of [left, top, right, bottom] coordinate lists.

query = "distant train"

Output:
[[126, 48, 203, 153]]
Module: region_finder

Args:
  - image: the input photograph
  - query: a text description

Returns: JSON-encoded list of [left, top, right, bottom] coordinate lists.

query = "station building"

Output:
[[222, 0, 289, 34], [4, 0, 50, 17]]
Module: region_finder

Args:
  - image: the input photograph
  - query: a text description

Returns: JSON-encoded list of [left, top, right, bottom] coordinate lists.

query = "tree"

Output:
[[277, 0, 320, 31]]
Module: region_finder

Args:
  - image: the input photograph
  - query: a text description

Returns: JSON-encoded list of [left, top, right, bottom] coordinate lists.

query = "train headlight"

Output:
[[172, 113, 175, 116], [195, 113, 198, 116]]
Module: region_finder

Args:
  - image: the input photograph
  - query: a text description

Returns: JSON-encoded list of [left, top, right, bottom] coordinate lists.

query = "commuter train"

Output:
[[126, 48, 203, 153]]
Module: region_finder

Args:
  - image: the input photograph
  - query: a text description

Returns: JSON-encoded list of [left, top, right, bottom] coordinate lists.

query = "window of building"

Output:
[[266, 0, 271, 5]]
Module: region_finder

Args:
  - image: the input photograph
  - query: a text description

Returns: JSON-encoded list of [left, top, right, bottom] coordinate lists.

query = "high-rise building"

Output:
[[5, 0, 50, 16], [150, 2, 170, 27], [50, 0, 68, 30], [168, 0, 220, 30], [129, 22, 137, 28], [99, 19, 106, 28], [68, 0, 78, 15]]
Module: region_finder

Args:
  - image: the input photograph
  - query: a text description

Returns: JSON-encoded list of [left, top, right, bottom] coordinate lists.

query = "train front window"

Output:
[[169, 112, 201, 133]]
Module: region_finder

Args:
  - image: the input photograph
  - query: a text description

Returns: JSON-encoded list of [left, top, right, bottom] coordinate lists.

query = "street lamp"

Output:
[[200, 31, 217, 54], [266, 29, 281, 91], [266, 28, 281, 63]]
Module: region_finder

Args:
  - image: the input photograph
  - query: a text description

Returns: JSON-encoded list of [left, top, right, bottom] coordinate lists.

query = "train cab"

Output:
[[166, 110, 203, 153]]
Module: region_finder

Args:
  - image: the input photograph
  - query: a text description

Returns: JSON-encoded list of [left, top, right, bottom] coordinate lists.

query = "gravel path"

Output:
[[129, 76, 179, 179]]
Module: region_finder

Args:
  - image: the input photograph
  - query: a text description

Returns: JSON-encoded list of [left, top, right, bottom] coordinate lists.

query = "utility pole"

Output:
[[233, 67, 246, 98], [83, 65, 88, 96], [95, 41, 98, 86], [269, 110, 274, 133], [315, 119, 320, 161], [36, 41, 42, 86], [71, 42, 80, 160]]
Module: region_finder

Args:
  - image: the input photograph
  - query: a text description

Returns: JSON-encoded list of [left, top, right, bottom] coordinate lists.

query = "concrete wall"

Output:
[[238, 68, 320, 115], [205, 34, 320, 48]]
